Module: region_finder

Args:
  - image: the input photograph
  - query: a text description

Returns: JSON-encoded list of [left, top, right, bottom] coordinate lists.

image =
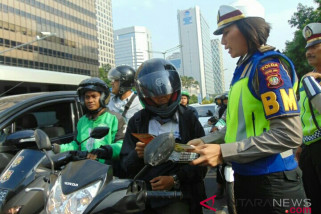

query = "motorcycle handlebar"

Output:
[[145, 191, 183, 200], [70, 150, 88, 161]]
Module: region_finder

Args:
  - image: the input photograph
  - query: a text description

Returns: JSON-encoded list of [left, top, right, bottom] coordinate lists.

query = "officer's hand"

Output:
[[189, 144, 223, 167], [87, 146, 112, 160], [150, 176, 174, 190], [295, 146, 302, 162], [52, 144, 61, 154], [135, 142, 146, 158], [187, 138, 205, 147]]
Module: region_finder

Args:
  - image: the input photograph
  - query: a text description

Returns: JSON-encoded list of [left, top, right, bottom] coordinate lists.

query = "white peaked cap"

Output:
[[214, 0, 265, 35]]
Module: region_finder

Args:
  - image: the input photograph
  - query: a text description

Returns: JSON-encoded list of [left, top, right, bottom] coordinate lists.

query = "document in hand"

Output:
[[131, 133, 155, 145], [174, 143, 194, 152]]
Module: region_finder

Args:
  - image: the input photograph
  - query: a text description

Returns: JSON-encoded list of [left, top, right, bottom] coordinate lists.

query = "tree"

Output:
[[180, 75, 199, 93], [202, 98, 213, 104], [189, 94, 198, 104], [99, 64, 112, 87], [284, 0, 321, 79]]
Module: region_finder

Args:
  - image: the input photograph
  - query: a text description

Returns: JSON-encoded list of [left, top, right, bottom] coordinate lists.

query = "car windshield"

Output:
[[0, 93, 45, 113], [193, 105, 215, 117]]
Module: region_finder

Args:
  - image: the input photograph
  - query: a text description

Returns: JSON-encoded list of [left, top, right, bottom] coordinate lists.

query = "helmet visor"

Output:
[[108, 68, 121, 81], [136, 70, 181, 98]]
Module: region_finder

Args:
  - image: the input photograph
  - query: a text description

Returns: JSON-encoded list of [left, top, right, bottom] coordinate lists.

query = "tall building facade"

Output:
[[166, 52, 182, 75], [114, 26, 152, 70], [177, 6, 214, 99], [0, 0, 99, 76], [211, 39, 225, 94], [95, 0, 115, 67]]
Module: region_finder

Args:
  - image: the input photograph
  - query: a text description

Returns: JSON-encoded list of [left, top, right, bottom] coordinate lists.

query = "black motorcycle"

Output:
[[0, 127, 109, 214], [0, 130, 39, 173], [39, 132, 187, 214]]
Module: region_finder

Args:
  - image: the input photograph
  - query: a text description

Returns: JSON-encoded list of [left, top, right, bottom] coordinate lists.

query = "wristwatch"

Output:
[[171, 174, 180, 189]]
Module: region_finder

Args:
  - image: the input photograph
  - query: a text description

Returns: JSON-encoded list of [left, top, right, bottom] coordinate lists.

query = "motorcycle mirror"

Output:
[[34, 129, 52, 150], [2, 130, 35, 151], [90, 127, 110, 139], [144, 132, 175, 166]]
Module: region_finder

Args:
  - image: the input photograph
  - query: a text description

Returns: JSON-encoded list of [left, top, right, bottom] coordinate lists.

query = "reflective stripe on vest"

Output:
[[299, 80, 321, 145], [225, 50, 298, 176]]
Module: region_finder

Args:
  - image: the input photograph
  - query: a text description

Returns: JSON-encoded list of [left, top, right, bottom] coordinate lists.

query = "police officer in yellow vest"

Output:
[[188, 0, 307, 213], [296, 22, 321, 213]]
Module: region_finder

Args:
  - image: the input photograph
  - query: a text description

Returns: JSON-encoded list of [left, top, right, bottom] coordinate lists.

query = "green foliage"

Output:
[[202, 98, 213, 104], [284, 0, 321, 79], [180, 75, 199, 89], [189, 94, 198, 104], [99, 64, 112, 87]]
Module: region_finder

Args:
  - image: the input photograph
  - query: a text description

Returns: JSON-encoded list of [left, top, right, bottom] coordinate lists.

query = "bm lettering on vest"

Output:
[[261, 89, 297, 116]]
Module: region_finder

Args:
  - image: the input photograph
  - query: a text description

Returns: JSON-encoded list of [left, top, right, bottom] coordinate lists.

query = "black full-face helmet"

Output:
[[135, 58, 181, 118], [108, 65, 135, 96], [77, 77, 109, 113], [214, 94, 222, 105], [220, 92, 229, 107]]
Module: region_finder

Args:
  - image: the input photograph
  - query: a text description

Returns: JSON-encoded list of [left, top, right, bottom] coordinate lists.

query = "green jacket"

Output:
[[60, 110, 126, 160]]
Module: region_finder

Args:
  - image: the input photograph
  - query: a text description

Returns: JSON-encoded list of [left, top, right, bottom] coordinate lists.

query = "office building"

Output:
[[166, 52, 182, 75], [177, 6, 214, 98], [95, 0, 115, 67], [0, 0, 99, 76], [114, 26, 152, 70], [211, 39, 225, 94]]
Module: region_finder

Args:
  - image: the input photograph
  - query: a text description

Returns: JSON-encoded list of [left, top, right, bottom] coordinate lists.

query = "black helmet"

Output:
[[220, 92, 229, 107], [135, 58, 181, 118], [77, 77, 109, 112], [108, 65, 135, 95], [214, 94, 221, 100], [220, 92, 229, 100]]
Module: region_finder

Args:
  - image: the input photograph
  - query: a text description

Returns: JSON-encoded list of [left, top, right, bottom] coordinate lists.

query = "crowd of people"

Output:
[[50, 0, 321, 213]]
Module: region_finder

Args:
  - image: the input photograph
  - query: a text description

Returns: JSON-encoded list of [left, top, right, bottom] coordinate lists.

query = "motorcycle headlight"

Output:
[[46, 176, 101, 214], [5, 206, 22, 214]]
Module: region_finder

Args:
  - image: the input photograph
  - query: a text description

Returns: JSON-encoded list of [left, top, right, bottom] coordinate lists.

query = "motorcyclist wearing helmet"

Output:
[[52, 77, 126, 166], [107, 65, 143, 122], [218, 92, 228, 119], [180, 90, 199, 118], [120, 58, 207, 214]]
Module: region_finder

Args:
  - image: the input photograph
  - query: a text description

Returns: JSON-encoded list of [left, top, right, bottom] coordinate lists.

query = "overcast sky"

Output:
[[112, 0, 316, 90]]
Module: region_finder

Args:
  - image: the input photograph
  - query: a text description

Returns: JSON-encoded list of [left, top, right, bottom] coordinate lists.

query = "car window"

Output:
[[194, 105, 215, 117], [14, 102, 73, 138]]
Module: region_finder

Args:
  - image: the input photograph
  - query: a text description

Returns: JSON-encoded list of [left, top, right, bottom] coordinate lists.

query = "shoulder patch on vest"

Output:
[[260, 62, 284, 89]]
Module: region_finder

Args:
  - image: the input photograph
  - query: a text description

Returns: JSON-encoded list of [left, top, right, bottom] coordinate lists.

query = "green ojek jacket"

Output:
[[60, 111, 123, 160]]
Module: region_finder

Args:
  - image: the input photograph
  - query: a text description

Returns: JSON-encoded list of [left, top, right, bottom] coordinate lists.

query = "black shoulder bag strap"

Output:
[[122, 94, 137, 117]]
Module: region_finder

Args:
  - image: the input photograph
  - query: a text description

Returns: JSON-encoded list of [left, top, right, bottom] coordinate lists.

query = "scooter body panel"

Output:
[[0, 149, 46, 211], [60, 159, 112, 195]]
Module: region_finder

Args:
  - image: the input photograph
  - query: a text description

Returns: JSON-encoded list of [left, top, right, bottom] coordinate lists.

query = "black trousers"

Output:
[[300, 141, 321, 213], [234, 168, 307, 214]]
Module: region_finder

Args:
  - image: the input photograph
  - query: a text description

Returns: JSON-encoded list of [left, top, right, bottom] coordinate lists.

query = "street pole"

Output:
[[0, 32, 56, 55], [148, 44, 182, 59]]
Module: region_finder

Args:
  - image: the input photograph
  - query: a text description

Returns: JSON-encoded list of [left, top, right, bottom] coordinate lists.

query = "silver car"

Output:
[[190, 103, 217, 135]]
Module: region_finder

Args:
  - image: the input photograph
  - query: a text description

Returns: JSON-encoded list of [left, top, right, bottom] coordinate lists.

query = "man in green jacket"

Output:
[[53, 77, 126, 163]]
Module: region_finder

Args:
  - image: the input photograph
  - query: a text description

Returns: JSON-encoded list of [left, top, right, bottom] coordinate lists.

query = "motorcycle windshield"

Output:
[[0, 149, 45, 190]]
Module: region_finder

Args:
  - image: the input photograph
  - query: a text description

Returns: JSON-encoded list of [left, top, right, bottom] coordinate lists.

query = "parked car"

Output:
[[189, 103, 217, 135], [0, 91, 84, 172]]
